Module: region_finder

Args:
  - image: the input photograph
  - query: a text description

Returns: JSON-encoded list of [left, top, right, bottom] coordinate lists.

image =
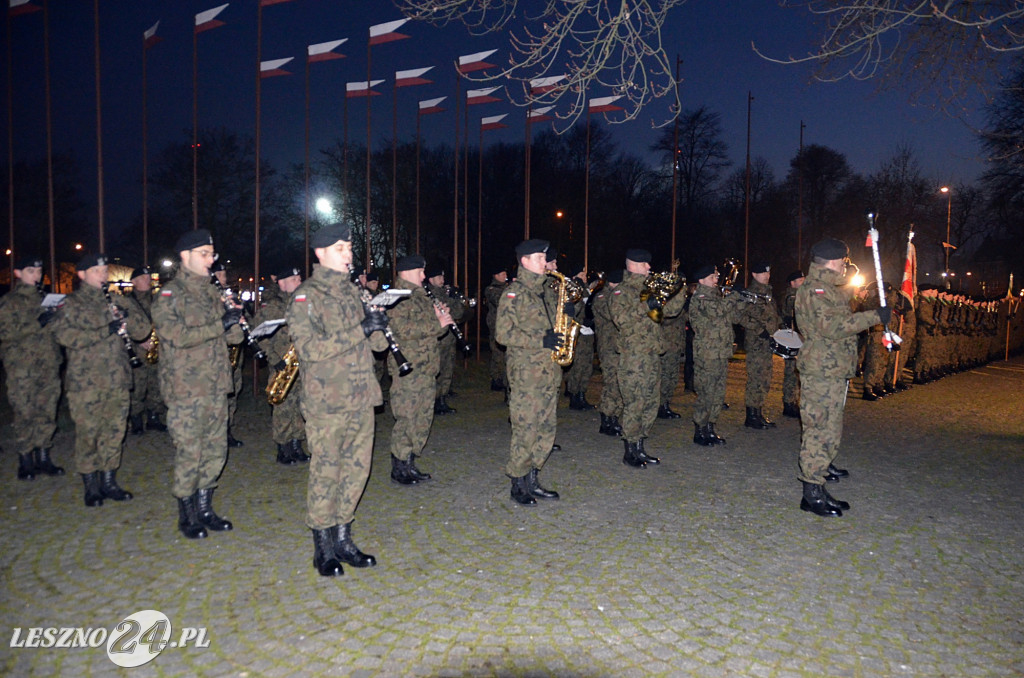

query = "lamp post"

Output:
[[940, 186, 952, 288]]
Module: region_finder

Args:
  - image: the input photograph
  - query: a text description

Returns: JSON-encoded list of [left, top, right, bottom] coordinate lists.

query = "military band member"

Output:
[[484, 264, 509, 392], [54, 253, 149, 506], [128, 266, 167, 434], [426, 265, 465, 416], [563, 261, 596, 411], [387, 255, 453, 485], [0, 256, 64, 480], [795, 238, 888, 517], [592, 269, 624, 436], [212, 261, 245, 448], [153, 230, 241, 538], [779, 270, 804, 418], [657, 308, 686, 419], [287, 222, 384, 576], [743, 261, 782, 429]]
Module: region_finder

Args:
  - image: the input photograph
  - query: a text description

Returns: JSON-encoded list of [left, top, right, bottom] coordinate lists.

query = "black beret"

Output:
[[625, 248, 652, 264], [310, 222, 352, 248], [174, 228, 214, 253], [693, 263, 717, 282], [274, 265, 302, 280], [750, 261, 771, 274], [605, 269, 623, 284], [515, 239, 549, 258], [425, 263, 445, 279], [209, 261, 225, 273], [810, 237, 849, 261], [15, 255, 43, 270], [364, 272, 379, 282], [130, 266, 151, 280], [786, 270, 805, 283], [76, 253, 109, 271], [545, 245, 559, 263], [396, 254, 427, 272]]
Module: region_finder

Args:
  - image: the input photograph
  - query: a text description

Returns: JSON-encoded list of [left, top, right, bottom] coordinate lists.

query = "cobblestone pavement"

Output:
[[2, 354, 1022, 677]]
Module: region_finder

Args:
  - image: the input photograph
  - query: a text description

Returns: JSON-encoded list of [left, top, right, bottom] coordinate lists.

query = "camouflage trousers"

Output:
[[506, 350, 560, 478], [597, 347, 622, 419], [227, 362, 242, 429], [436, 334, 457, 397], [4, 364, 60, 455], [782, 357, 800, 406], [660, 348, 682, 403], [389, 354, 437, 462], [488, 337, 507, 384], [304, 406, 374, 530], [167, 395, 229, 498], [268, 370, 305, 444], [798, 376, 849, 485], [744, 340, 773, 408], [894, 321, 916, 384], [130, 361, 164, 418], [565, 332, 594, 394], [67, 387, 128, 474], [618, 350, 661, 443], [862, 333, 889, 390], [693, 352, 728, 426]]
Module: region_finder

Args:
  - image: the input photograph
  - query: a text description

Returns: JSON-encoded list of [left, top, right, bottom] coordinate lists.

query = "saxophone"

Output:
[[548, 271, 582, 367], [266, 345, 299, 405], [144, 329, 159, 364], [640, 271, 684, 323]]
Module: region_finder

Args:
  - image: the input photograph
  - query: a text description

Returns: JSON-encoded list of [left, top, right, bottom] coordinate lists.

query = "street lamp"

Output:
[[940, 186, 952, 288], [316, 197, 333, 217]]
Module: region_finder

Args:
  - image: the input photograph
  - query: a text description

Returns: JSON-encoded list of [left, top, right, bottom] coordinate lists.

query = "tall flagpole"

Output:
[[5, 8, 13, 288], [797, 120, 805, 264], [523, 108, 531, 239], [365, 41, 372, 271], [415, 104, 421, 254], [142, 32, 149, 267], [743, 91, 753, 285], [477, 122, 484, 361], [453, 77, 460, 287], [303, 50, 310, 276], [391, 78, 398, 280], [255, 2, 263, 295], [462, 103, 469, 295], [43, 0, 53, 285], [669, 55, 681, 264], [93, 0, 105, 251], [192, 23, 198, 230], [584, 106, 591, 275]]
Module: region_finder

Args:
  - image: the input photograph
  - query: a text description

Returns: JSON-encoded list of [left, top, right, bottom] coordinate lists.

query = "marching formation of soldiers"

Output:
[[4, 228, 1024, 575]]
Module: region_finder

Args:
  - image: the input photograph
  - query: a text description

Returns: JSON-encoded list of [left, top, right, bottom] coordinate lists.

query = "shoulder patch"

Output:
[[612, 289, 621, 295], [506, 292, 516, 298], [696, 293, 706, 299], [161, 290, 173, 297], [814, 288, 825, 294], [294, 294, 307, 303]]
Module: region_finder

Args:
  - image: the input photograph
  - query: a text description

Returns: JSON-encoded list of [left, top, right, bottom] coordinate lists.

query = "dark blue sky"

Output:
[[3, 0, 988, 246]]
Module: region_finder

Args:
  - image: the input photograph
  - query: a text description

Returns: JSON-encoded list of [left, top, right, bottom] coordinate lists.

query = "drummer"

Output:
[[742, 262, 782, 430]]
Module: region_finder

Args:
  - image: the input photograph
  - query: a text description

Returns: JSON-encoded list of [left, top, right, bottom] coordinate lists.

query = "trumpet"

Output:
[[103, 287, 143, 369], [720, 258, 741, 295], [361, 289, 413, 376], [738, 289, 773, 304], [444, 284, 477, 309], [640, 271, 684, 323], [424, 285, 472, 355], [210, 274, 267, 362]]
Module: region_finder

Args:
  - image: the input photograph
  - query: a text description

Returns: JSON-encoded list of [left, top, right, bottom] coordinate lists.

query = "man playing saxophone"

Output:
[[128, 266, 167, 435]]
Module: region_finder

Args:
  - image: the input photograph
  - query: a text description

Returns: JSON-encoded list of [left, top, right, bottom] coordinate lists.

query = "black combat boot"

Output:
[[490, 379, 505, 392], [569, 392, 595, 411], [334, 522, 377, 567], [828, 462, 849, 478], [782, 402, 800, 418], [510, 474, 537, 505], [636, 437, 660, 465], [598, 413, 618, 436], [757, 409, 776, 428], [622, 440, 646, 468], [17, 453, 36, 481], [800, 481, 842, 517], [862, 387, 879, 401], [407, 454, 432, 481], [177, 494, 208, 539], [610, 416, 623, 436], [656, 402, 682, 419], [745, 407, 770, 429], [277, 443, 298, 465], [873, 386, 887, 399], [390, 455, 419, 485], [705, 423, 726, 445], [33, 448, 64, 476], [290, 439, 310, 463], [146, 411, 167, 432], [527, 468, 559, 499], [129, 414, 145, 435], [312, 528, 343, 576], [227, 428, 244, 447], [821, 485, 850, 511], [99, 470, 133, 501], [693, 423, 711, 446], [81, 472, 103, 507], [195, 487, 233, 531]]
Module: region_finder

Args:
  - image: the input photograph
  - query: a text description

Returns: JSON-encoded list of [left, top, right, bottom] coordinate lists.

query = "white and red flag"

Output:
[[369, 19, 410, 46], [307, 39, 347, 63], [530, 75, 565, 95], [481, 114, 508, 131], [260, 57, 294, 78], [346, 80, 384, 98], [395, 67, 433, 88], [195, 4, 229, 34], [528, 106, 553, 123], [457, 49, 497, 74], [899, 241, 917, 308], [419, 97, 446, 115], [466, 87, 501, 105], [589, 95, 623, 114], [259, 0, 294, 5], [143, 21, 162, 48], [8, 0, 40, 16]]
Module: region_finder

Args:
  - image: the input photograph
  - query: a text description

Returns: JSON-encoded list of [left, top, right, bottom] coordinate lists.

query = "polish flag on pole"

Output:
[[528, 106, 554, 123], [466, 87, 501, 105], [195, 4, 229, 34], [259, 0, 294, 5], [419, 97, 447, 115], [457, 49, 497, 74], [481, 114, 508, 131], [346, 80, 384, 98], [307, 39, 347, 63], [530, 75, 565, 94], [899, 241, 917, 308], [369, 19, 410, 45], [395, 67, 433, 88], [9, 0, 41, 16], [260, 57, 294, 78], [143, 21, 162, 49], [589, 95, 624, 113]]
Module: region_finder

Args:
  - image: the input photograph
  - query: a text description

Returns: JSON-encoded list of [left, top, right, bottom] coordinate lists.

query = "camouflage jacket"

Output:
[[0, 281, 63, 372], [779, 286, 797, 329], [152, 267, 242, 400], [427, 283, 468, 324], [609, 272, 686, 356], [390, 278, 447, 375], [484, 279, 506, 333], [131, 288, 156, 348], [591, 287, 618, 354], [495, 268, 557, 357], [746, 280, 781, 334], [253, 284, 291, 367], [287, 264, 385, 416], [689, 284, 750, 361], [795, 263, 883, 379], [53, 283, 149, 393]]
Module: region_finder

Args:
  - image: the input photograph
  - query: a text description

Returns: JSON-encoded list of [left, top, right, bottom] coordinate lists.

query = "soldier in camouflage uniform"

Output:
[[564, 262, 596, 411], [426, 265, 466, 416], [0, 256, 64, 480], [779, 271, 804, 418], [212, 261, 245, 448], [54, 253, 149, 506], [743, 261, 782, 428], [657, 310, 686, 419], [128, 267, 166, 434], [287, 223, 385, 576], [253, 265, 308, 465], [387, 255, 453, 485], [610, 249, 687, 467], [496, 239, 565, 505], [153, 230, 242, 539], [484, 266, 509, 392], [592, 269, 623, 436], [795, 238, 888, 517]]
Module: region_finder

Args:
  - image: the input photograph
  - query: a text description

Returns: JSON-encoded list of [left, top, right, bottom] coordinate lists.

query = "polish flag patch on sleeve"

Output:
[[814, 288, 825, 294], [295, 294, 307, 303], [506, 292, 516, 298], [612, 289, 621, 295], [161, 290, 173, 297]]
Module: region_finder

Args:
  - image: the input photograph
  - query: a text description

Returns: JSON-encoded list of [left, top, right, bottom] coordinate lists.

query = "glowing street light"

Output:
[[315, 198, 333, 217], [73, 242, 83, 251], [940, 186, 952, 287]]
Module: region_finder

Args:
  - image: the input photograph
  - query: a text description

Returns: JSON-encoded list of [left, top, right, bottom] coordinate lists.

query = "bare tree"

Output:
[[651, 106, 732, 221]]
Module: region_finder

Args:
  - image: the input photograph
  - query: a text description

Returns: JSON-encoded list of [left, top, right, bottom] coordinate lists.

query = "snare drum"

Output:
[[770, 328, 803, 359]]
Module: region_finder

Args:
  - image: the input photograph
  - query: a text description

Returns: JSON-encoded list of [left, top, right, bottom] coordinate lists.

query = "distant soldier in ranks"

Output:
[[212, 261, 245, 448], [610, 248, 687, 467], [287, 223, 383, 576], [564, 261, 596, 411], [592, 269, 623, 436], [861, 284, 892, 400], [743, 261, 782, 429], [496, 239, 564, 505], [128, 267, 167, 435], [656, 308, 686, 419], [387, 255, 453, 485], [779, 270, 804, 418], [153, 230, 241, 538], [484, 264, 509, 392], [912, 288, 937, 383], [0, 256, 64, 480], [795, 237, 888, 517], [54, 253, 148, 506], [254, 264, 309, 466], [362, 272, 389, 400], [426, 264, 465, 416]]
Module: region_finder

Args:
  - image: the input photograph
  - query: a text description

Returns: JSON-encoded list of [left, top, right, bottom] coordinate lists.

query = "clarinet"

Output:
[[103, 288, 143, 369], [360, 289, 413, 376], [210, 275, 268, 362], [423, 285, 472, 355]]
